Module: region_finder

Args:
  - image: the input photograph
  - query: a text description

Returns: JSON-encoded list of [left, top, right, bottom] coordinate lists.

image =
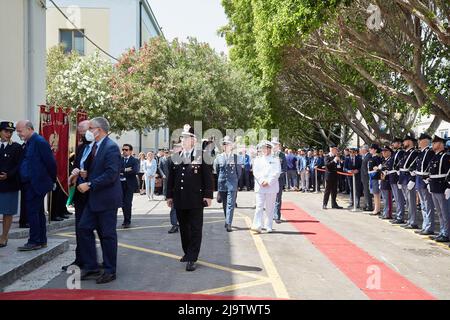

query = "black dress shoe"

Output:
[[180, 255, 187, 262], [96, 272, 116, 284], [62, 262, 80, 271], [168, 226, 179, 234], [434, 236, 450, 242], [122, 224, 131, 229], [17, 243, 45, 251], [80, 270, 102, 280], [51, 217, 64, 222], [226, 225, 232, 232], [404, 224, 420, 230], [332, 205, 343, 209], [186, 261, 197, 272], [322, 205, 327, 210], [391, 220, 405, 224], [275, 219, 281, 224], [418, 230, 434, 236], [369, 212, 380, 216], [0, 240, 8, 248]]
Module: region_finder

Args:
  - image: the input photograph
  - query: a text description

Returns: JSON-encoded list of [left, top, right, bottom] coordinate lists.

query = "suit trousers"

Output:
[[380, 189, 392, 218], [273, 178, 284, 220], [417, 187, 434, 233], [220, 190, 237, 225], [176, 208, 203, 262], [79, 207, 118, 274], [362, 177, 373, 209], [300, 170, 310, 191], [73, 193, 88, 266], [170, 207, 178, 226], [253, 192, 277, 231], [121, 182, 134, 225], [402, 183, 418, 226], [22, 185, 47, 245], [390, 183, 405, 221], [323, 176, 338, 207], [431, 193, 449, 238]]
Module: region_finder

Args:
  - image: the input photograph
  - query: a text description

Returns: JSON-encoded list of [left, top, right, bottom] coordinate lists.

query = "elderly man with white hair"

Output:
[[251, 140, 281, 233]]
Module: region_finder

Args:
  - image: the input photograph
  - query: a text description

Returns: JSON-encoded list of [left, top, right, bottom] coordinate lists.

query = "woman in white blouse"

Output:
[[138, 152, 146, 195], [144, 151, 157, 200]]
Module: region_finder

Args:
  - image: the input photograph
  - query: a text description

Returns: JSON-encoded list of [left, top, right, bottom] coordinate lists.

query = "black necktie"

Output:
[[0, 143, 4, 153]]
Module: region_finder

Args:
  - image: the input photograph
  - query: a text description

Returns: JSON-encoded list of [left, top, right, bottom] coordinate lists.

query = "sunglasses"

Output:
[[122, 149, 130, 151]]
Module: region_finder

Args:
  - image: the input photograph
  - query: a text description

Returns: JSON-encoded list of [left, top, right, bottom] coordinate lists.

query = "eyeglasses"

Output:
[[122, 149, 130, 151]]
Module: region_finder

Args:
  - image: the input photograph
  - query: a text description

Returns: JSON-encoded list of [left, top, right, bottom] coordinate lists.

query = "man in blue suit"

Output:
[[120, 144, 139, 228], [77, 117, 122, 284], [16, 120, 56, 251], [344, 148, 362, 208]]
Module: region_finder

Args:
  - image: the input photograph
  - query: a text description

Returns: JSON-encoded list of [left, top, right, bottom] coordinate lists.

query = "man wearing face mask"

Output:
[[62, 120, 93, 271], [77, 117, 122, 284]]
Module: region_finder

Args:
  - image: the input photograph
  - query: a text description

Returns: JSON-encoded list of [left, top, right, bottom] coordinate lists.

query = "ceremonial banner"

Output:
[[39, 106, 70, 195], [76, 110, 88, 148]]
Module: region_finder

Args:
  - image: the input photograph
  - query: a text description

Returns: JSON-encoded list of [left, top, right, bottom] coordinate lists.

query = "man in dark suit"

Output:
[[158, 149, 171, 200], [62, 120, 91, 271], [77, 117, 122, 284], [16, 120, 57, 251], [344, 148, 362, 208], [360, 145, 373, 211], [167, 124, 214, 272], [120, 143, 139, 228], [322, 145, 343, 209]]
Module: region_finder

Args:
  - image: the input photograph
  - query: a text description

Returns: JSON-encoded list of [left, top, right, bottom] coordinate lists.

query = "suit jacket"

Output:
[[86, 136, 123, 212], [0, 141, 23, 192], [361, 153, 372, 182], [73, 142, 89, 204], [214, 153, 242, 192], [20, 133, 56, 196], [324, 154, 340, 181], [120, 156, 139, 190], [167, 149, 214, 210], [158, 156, 170, 178]]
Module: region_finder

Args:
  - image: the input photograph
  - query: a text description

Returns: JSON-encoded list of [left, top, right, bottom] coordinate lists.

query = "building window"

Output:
[[60, 29, 85, 55], [439, 129, 448, 138]]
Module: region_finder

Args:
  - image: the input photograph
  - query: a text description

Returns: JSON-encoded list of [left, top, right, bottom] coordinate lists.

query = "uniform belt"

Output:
[[429, 174, 447, 179], [414, 171, 429, 176], [399, 169, 410, 172], [368, 170, 378, 174], [387, 170, 398, 174]]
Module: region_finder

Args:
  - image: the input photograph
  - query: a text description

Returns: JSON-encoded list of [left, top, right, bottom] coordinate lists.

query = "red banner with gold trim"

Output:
[[39, 106, 70, 195]]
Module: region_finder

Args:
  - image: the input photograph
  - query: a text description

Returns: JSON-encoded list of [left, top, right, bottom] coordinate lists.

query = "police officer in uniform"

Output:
[[397, 135, 419, 229], [411, 133, 435, 235], [426, 135, 449, 242], [167, 124, 214, 271], [214, 136, 242, 232], [0, 121, 23, 247], [388, 138, 406, 224]]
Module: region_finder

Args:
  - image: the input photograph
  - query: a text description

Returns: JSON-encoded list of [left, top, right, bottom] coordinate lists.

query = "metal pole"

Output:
[[351, 173, 360, 212], [314, 168, 319, 193]]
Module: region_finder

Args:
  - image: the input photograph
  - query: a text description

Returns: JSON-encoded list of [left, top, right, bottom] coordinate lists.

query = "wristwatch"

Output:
[[87, 182, 92, 187]]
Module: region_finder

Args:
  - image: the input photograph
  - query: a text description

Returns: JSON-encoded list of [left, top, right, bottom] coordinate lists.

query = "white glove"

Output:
[[445, 188, 450, 200], [53, 183, 57, 191], [397, 184, 402, 190], [427, 184, 431, 193], [410, 171, 416, 177], [378, 164, 383, 170], [407, 181, 415, 191]]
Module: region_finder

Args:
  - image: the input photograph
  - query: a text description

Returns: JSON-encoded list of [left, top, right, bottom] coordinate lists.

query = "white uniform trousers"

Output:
[[252, 192, 277, 232]]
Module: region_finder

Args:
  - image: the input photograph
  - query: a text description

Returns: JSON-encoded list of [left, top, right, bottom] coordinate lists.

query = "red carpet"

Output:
[[282, 202, 436, 300], [0, 289, 270, 300]]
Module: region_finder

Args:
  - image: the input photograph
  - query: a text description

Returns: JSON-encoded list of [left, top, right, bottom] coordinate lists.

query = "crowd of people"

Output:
[[1, 116, 449, 283]]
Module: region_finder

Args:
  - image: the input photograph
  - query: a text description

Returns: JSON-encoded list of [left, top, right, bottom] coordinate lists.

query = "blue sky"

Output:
[[149, 0, 229, 55]]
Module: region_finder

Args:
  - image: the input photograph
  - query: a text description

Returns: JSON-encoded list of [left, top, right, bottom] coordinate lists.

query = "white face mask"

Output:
[[85, 130, 95, 142]]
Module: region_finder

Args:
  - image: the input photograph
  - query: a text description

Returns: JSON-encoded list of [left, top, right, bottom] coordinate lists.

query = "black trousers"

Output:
[[121, 182, 134, 225], [176, 208, 203, 262], [73, 193, 87, 266], [323, 176, 338, 207]]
